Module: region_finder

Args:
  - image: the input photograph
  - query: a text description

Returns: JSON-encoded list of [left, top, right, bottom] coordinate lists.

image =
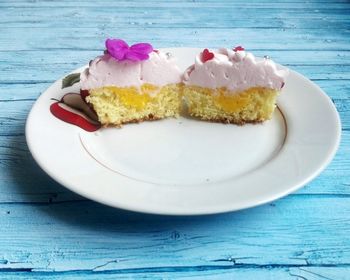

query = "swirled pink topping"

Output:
[[183, 48, 288, 93], [80, 51, 182, 90]]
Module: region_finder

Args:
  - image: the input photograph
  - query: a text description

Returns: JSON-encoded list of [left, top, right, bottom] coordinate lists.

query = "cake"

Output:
[[80, 39, 183, 126], [53, 42, 289, 131], [183, 47, 288, 124]]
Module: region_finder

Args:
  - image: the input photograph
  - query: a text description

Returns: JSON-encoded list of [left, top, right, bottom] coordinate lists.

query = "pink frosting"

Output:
[[80, 51, 182, 90], [183, 48, 288, 93]]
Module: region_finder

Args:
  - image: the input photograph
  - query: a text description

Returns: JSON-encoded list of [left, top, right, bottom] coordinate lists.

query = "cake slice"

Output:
[[183, 47, 288, 124], [80, 39, 183, 126]]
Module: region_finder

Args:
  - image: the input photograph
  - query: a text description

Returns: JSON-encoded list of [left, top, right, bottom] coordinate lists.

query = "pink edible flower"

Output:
[[105, 38, 153, 62]]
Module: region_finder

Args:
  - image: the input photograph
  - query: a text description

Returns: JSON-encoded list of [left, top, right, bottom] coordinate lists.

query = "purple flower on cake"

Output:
[[105, 39, 153, 62]]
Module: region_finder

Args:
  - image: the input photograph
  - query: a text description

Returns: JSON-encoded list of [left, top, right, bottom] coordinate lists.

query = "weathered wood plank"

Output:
[[0, 27, 349, 51], [2, 0, 349, 3], [3, 18, 350, 30], [0, 83, 49, 101], [0, 267, 350, 280], [1, 0, 350, 9], [0, 196, 349, 272], [1, 0, 349, 34], [1, 5, 350, 30]]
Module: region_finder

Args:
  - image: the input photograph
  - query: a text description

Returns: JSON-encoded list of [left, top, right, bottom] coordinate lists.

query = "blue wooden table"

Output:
[[1, 0, 349, 279]]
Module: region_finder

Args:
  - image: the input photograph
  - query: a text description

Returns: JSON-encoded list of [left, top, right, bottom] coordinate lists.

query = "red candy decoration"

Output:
[[233, 46, 245, 52], [201, 48, 214, 62]]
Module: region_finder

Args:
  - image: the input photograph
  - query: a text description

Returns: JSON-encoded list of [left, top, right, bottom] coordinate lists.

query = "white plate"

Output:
[[26, 48, 341, 215]]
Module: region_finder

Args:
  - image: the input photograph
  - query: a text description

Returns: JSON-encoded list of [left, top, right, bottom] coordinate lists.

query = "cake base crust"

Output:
[[191, 116, 264, 126], [102, 114, 161, 128]]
